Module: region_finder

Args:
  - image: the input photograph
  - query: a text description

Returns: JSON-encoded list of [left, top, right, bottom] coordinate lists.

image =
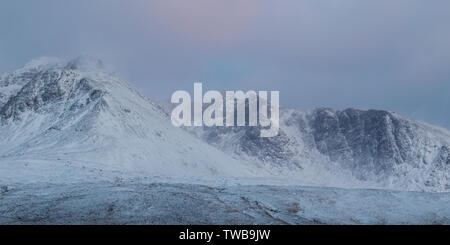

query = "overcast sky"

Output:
[[1, 0, 450, 128]]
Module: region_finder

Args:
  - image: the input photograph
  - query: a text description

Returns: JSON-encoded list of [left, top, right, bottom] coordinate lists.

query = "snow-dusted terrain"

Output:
[[0, 57, 256, 179], [186, 104, 450, 192], [0, 57, 449, 224], [2, 181, 449, 225]]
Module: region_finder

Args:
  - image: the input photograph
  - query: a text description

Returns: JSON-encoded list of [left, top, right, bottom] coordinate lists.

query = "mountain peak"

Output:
[[65, 56, 105, 72], [11, 56, 106, 75], [19, 57, 62, 72]]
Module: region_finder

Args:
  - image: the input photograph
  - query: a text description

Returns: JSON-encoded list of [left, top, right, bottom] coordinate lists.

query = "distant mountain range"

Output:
[[1, 56, 449, 192]]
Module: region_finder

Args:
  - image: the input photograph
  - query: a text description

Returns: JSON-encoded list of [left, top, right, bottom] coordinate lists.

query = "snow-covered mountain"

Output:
[[190, 107, 450, 192], [1, 57, 449, 224], [0, 57, 257, 180], [1, 57, 449, 192]]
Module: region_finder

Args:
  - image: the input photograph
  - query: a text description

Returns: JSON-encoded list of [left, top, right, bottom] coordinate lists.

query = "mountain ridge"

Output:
[[1, 57, 449, 192], [0, 57, 257, 180]]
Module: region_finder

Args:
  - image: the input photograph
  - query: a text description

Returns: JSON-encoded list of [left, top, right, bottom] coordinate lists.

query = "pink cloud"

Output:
[[147, 0, 262, 46]]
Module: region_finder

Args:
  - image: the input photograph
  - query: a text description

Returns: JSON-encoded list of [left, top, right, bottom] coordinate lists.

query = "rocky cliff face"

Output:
[[309, 109, 449, 181], [190, 107, 450, 192]]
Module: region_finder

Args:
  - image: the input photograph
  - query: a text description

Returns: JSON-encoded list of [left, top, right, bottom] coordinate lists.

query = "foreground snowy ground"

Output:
[[0, 158, 449, 225], [1, 179, 449, 225], [1, 181, 449, 225]]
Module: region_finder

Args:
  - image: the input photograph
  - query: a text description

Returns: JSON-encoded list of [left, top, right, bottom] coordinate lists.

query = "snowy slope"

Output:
[[0, 57, 257, 179], [0, 57, 61, 108], [186, 106, 450, 192]]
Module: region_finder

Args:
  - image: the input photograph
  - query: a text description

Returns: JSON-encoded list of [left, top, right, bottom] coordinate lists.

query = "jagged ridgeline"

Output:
[[189, 106, 450, 192], [1, 56, 449, 192], [0, 56, 255, 177]]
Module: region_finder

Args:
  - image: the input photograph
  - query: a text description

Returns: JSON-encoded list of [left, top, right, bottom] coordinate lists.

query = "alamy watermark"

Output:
[[171, 83, 279, 137]]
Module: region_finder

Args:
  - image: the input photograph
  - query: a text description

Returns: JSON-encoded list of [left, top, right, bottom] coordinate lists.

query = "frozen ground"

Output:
[[1, 157, 448, 225], [1, 179, 449, 225]]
